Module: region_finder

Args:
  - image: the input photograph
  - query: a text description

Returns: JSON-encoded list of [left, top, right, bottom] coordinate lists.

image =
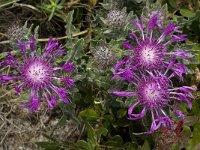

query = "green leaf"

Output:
[[58, 103, 81, 125], [71, 38, 84, 60], [139, 140, 151, 150], [106, 135, 123, 146], [168, 0, 177, 8], [34, 25, 39, 41], [35, 142, 63, 150], [77, 140, 92, 150], [180, 9, 195, 18], [54, 115, 68, 128], [79, 108, 99, 122], [96, 127, 108, 142], [187, 123, 200, 149], [117, 109, 127, 118], [48, 7, 55, 21], [86, 123, 97, 144], [182, 126, 192, 137], [64, 10, 74, 39], [192, 98, 200, 116]]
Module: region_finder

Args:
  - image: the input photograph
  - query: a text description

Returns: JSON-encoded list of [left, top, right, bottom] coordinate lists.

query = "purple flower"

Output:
[[111, 15, 195, 134], [123, 15, 189, 70], [111, 71, 195, 133], [0, 37, 75, 112]]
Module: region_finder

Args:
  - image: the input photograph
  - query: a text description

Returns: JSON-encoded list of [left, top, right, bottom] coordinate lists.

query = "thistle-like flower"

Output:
[[92, 44, 115, 70], [111, 62, 195, 133], [106, 9, 127, 28], [123, 15, 188, 71], [111, 15, 195, 133], [0, 37, 75, 112]]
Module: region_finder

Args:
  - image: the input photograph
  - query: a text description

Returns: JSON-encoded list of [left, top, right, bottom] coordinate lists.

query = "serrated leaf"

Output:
[[64, 10, 74, 39]]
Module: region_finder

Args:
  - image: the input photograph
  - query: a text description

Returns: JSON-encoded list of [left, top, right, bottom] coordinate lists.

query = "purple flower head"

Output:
[[0, 37, 75, 112], [124, 15, 189, 71], [111, 69, 195, 133]]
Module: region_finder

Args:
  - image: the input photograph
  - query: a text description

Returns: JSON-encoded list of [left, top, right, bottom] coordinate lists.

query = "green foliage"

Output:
[[40, 0, 65, 21], [76, 123, 108, 150], [79, 108, 100, 122], [35, 142, 64, 150], [187, 123, 200, 149]]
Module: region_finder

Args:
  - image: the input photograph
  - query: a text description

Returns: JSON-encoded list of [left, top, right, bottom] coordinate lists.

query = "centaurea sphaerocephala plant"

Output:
[[111, 15, 195, 133], [0, 37, 75, 112], [111, 65, 195, 133], [123, 14, 189, 71]]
